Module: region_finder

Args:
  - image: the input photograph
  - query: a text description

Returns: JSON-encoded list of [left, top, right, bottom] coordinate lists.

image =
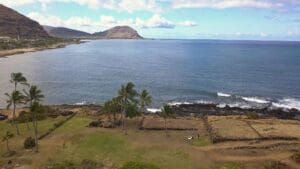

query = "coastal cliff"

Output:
[[0, 4, 49, 39]]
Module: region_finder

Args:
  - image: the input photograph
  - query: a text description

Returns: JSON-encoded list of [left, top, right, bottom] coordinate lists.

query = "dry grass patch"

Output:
[[207, 116, 260, 142], [141, 116, 205, 130], [247, 119, 300, 140]]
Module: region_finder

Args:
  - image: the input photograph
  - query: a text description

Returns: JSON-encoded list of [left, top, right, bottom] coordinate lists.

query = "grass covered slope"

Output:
[[0, 111, 299, 169]]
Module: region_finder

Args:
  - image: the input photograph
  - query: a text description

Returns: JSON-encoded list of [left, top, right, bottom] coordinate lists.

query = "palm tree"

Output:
[[139, 89, 152, 117], [5, 91, 25, 135], [10, 72, 28, 92], [103, 97, 121, 124], [23, 85, 44, 106], [24, 86, 44, 126], [118, 82, 138, 133], [30, 101, 44, 152], [160, 105, 175, 137], [2, 131, 14, 153]]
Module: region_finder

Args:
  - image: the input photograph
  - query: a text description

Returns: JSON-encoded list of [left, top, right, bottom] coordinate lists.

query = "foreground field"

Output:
[[0, 107, 300, 169]]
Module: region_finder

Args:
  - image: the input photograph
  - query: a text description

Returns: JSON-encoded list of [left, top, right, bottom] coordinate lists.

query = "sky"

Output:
[[1, 0, 300, 40]]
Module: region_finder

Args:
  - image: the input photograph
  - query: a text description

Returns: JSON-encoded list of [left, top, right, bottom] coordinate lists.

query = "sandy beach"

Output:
[[0, 41, 82, 58]]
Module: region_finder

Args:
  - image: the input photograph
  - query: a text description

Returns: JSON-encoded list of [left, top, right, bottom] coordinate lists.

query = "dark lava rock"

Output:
[[59, 110, 74, 116]]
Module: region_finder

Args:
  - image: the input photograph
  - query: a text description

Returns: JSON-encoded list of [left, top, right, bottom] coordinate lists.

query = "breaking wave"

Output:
[[217, 92, 231, 97], [271, 98, 300, 110], [74, 101, 88, 105], [147, 108, 161, 113], [241, 97, 269, 104]]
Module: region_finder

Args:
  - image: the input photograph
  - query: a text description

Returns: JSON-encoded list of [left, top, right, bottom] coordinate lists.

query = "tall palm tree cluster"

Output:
[[4, 72, 44, 153], [101, 82, 175, 136], [103, 82, 153, 134]]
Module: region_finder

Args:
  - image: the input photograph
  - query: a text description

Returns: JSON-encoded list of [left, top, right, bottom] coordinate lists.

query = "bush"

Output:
[[264, 161, 288, 169], [80, 159, 104, 169], [121, 161, 160, 169], [46, 160, 103, 169], [291, 152, 300, 163], [15, 110, 47, 123], [24, 137, 35, 149], [15, 111, 32, 123], [48, 160, 77, 169], [246, 112, 259, 119], [214, 162, 244, 169]]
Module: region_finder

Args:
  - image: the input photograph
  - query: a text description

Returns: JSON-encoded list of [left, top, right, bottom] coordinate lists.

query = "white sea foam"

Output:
[[272, 98, 300, 110], [229, 103, 252, 109], [217, 102, 252, 109], [195, 100, 213, 104], [75, 101, 88, 105], [147, 108, 161, 113], [217, 92, 231, 97], [242, 97, 269, 104], [217, 103, 227, 108], [168, 101, 192, 106]]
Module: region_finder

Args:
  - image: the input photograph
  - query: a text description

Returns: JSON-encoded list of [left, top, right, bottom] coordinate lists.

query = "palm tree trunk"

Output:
[[113, 112, 116, 124], [34, 118, 38, 152], [13, 103, 20, 135], [164, 118, 168, 137], [26, 116, 30, 130], [6, 139, 10, 153]]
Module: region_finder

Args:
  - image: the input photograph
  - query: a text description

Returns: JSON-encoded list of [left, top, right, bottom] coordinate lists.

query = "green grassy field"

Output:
[[0, 115, 254, 169]]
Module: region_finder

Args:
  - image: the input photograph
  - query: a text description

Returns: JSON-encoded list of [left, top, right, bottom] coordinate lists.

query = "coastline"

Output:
[[1, 102, 299, 120], [0, 40, 84, 58]]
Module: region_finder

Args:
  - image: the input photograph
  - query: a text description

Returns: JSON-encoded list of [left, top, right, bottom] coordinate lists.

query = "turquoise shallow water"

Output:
[[0, 39, 300, 110]]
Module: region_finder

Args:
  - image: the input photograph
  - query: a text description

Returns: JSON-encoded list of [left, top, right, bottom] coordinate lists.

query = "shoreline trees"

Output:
[[160, 105, 175, 137], [4, 72, 45, 153], [103, 82, 152, 134]]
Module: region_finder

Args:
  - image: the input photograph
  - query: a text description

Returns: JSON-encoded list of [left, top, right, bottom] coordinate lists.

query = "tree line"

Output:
[[2, 72, 176, 156], [3, 72, 44, 154]]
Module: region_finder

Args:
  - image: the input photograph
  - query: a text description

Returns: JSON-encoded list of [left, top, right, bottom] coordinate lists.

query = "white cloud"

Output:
[[27, 12, 182, 32], [172, 0, 283, 9], [0, 0, 35, 7], [141, 14, 175, 28], [27, 12, 63, 26], [178, 20, 197, 27], [1, 0, 161, 13]]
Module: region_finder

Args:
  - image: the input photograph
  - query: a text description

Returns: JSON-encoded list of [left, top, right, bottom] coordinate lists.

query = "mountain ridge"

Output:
[[43, 25, 144, 39], [0, 4, 49, 39]]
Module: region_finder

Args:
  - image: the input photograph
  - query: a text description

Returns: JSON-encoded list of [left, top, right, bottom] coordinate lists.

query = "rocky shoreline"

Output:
[[170, 103, 300, 120]]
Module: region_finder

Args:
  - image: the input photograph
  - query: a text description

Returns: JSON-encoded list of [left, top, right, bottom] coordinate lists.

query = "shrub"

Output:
[[264, 161, 288, 169], [15, 111, 32, 123], [291, 152, 300, 163], [24, 137, 35, 149], [121, 161, 160, 169], [80, 159, 104, 169], [214, 162, 244, 169], [16, 110, 47, 123], [48, 160, 77, 169], [46, 160, 103, 169], [246, 112, 259, 119]]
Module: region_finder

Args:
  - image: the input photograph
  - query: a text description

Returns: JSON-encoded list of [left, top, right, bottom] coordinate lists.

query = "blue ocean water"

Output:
[[0, 39, 300, 110]]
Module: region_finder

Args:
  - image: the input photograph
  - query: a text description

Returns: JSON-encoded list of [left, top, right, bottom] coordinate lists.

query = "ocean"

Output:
[[1, 39, 300, 111]]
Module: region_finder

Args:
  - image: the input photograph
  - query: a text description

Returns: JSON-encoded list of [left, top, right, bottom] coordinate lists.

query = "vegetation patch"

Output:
[[23, 136, 35, 149], [291, 152, 300, 163], [263, 161, 290, 169], [214, 162, 244, 169], [190, 137, 211, 147], [121, 161, 160, 169]]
